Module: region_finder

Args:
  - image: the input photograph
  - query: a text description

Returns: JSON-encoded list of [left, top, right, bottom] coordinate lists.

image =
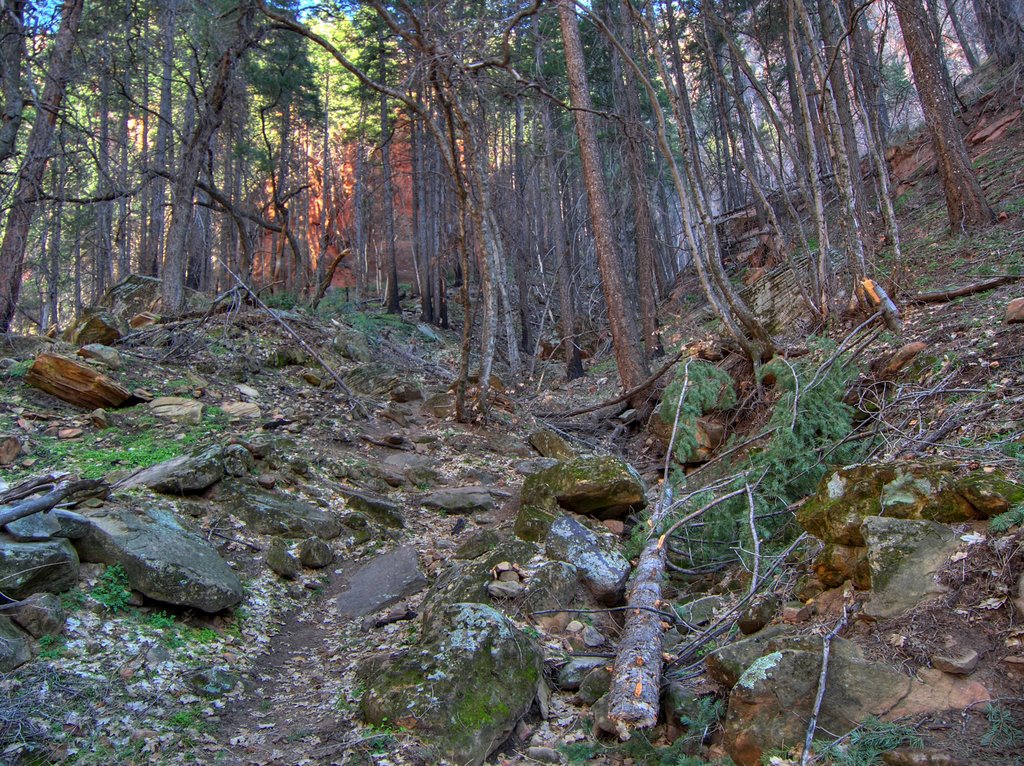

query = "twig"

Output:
[[801, 607, 849, 766], [909, 274, 1020, 304], [0, 478, 107, 527], [745, 484, 761, 595]]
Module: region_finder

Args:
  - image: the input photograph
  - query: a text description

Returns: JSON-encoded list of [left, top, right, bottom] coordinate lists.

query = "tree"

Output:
[[0, 0, 85, 332], [557, 0, 650, 403], [973, 0, 1024, 68], [895, 0, 995, 233]]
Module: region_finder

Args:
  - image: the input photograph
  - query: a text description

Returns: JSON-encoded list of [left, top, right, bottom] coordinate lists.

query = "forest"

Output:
[[0, 0, 1014, 410], [2, 0, 1024, 765]]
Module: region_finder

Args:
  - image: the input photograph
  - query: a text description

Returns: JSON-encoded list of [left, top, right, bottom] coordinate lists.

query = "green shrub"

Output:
[[813, 717, 921, 765], [658, 360, 737, 464], [989, 504, 1024, 534], [92, 564, 131, 612]]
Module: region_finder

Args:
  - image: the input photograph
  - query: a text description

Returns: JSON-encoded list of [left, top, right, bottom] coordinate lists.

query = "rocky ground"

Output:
[[2, 83, 1024, 766]]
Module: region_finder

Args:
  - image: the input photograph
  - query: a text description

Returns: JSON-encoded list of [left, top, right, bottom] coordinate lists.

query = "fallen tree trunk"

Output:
[[909, 275, 1019, 304], [604, 519, 670, 734], [25, 352, 138, 409]]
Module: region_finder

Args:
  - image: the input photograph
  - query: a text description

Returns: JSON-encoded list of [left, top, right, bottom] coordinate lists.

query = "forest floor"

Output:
[[3, 80, 1024, 766]]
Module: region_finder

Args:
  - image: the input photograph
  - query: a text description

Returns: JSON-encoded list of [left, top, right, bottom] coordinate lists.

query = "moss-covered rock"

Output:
[[358, 602, 543, 766], [812, 543, 871, 589], [216, 479, 342, 539], [798, 462, 975, 546], [955, 471, 1024, 517], [528, 429, 575, 460], [514, 455, 647, 541], [545, 515, 630, 605]]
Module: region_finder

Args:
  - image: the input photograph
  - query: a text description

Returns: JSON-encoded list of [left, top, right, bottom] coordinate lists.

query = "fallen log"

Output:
[[25, 352, 137, 409], [909, 275, 1019, 304], [0, 477, 107, 527]]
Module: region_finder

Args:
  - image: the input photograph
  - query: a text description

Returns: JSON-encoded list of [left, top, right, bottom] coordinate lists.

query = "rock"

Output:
[[5, 510, 62, 541], [88, 408, 108, 428], [420, 540, 536, 619], [557, 656, 608, 690], [298, 537, 333, 568], [721, 634, 988, 766], [1006, 296, 1024, 324], [525, 746, 561, 764], [872, 341, 928, 377], [676, 595, 728, 629], [650, 413, 726, 463], [266, 539, 300, 579], [188, 667, 239, 697], [0, 617, 31, 672], [781, 601, 812, 623], [516, 455, 647, 542], [390, 382, 423, 403], [148, 396, 203, 425], [338, 486, 405, 528], [522, 561, 579, 618], [221, 401, 261, 420], [222, 444, 255, 477], [359, 602, 542, 766], [217, 480, 342, 539], [73, 506, 242, 613], [576, 665, 612, 705], [861, 517, 959, 619], [77, 343, 123, 370], [26, 352, 135, 409], [145, 644, 171, 667], [514, 458, 560, 476], [0, 433, 22, 465], [931, 649, 979, 675], [955, 470, 1024, 517], [9, 593, 65, 638], [545, 515, 630, 605], [422, 487, 495, 515], [813, 543, 871, 589], [333, 330, 373, 363], [0, 536, 79, 598], [119, 447, 225, 494], [337, 546, 427, 617], [338, 513, 373, 546], [486, 580, 524, 599], [737, 595, 780, 635], [882, 748, 965, 766], [661, 682, 706, 730], [528, 429, 575, 460], [64, 309, 127, 346], [344, 363, 403, 397], [582, 625, 605, 647], [97, 274, 163, 319], [455, 529, 503, 560], [422, 391, 456, 419], [270, 346, 307, 367], [798, 462, 976, 546]]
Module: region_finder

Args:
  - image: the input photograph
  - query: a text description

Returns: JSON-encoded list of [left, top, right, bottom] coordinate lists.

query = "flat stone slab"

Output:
[[337, 546, 427, 617]]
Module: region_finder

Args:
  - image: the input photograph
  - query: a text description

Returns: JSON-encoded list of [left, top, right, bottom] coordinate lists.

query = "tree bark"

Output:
[[895, 0, 995, 233], [0, 0, 26, 166], [0, 0, 85, 332], [557, 0, 649, 400]]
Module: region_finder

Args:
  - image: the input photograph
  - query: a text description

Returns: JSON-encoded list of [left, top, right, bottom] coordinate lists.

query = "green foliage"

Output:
[[262, 291, 301, 310], [659, 360, 737, 464], [91, 564, 130, 612], [61, 588, 86, 611], [5, 359, 32, 378], [147, 611, 176, 630], [990, 504, 1024, 534], [982, 703, 1024, 749], [813, 717, 922, 766], [167, 707, 210, 732], [37, 635, 66, 660]]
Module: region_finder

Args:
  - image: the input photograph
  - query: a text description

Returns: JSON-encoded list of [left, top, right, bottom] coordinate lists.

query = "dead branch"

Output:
[[909, 275, 1020, 304], [801, 607, 849, 766], [538, 351, 683, 418], [0, 478, 107, 527]]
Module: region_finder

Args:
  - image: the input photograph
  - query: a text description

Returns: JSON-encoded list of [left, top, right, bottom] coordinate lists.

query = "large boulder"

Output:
[[359, 602, 543, 766], [419, 539, 537, 621], [421, 487, 495, 515], [337, 486, 404, 528], [861, 516, 959, 620], [63, 309, 128, 347], [798, 463, 976, 546], [0, 535, 79, 598], [515, 455, 647, 542], [216, 480, 342, 539], [332, 330, 373, 363], [545, 515, 630, 605], [97, 274, 162, 319], [718, 631, 989, 766], [9, 592, 65, 638], [73, 506, 242, 613], [119, 446, 225, 494], [337, 546, 427, 618], [0, 617, 32, 673]]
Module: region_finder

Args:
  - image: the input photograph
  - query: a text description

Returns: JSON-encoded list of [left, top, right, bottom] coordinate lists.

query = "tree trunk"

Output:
[[0, 0, 85, 332], [974, 0, 1024, 68], [895, 0, 995, 233], [161, 1, 256, 314], [0, 0, 26, 166], [557, 0, 649, 400]]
